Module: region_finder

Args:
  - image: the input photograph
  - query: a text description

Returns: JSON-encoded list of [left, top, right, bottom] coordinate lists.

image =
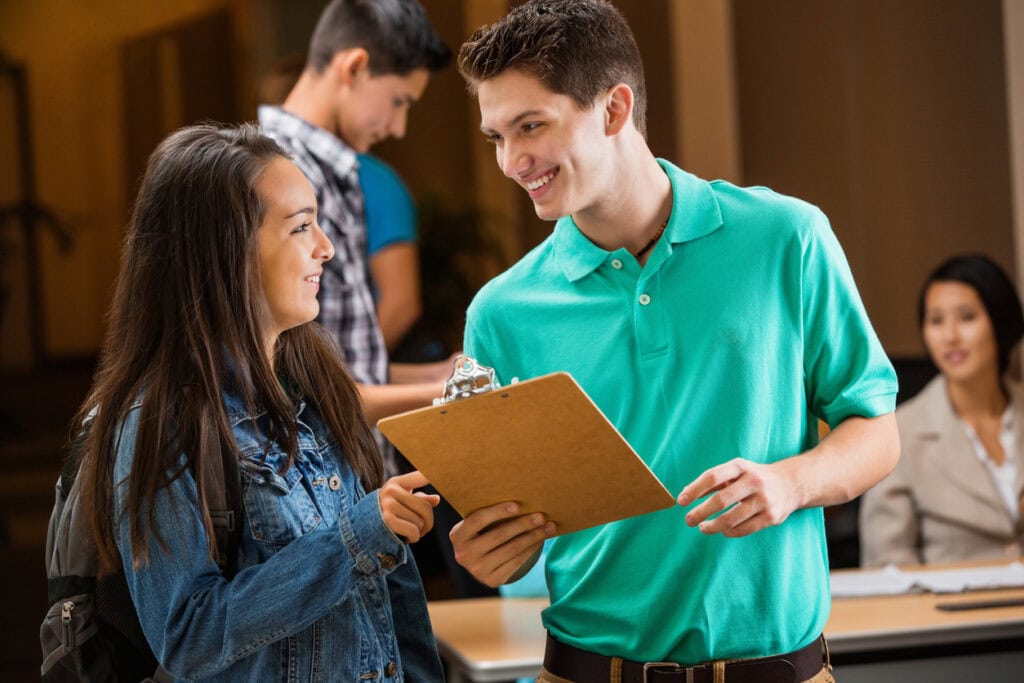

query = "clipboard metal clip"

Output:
[[434, 355, 513, 405]]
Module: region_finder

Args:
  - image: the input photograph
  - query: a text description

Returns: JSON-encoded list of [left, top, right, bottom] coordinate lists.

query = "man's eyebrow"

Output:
[[480, 109, 545, 134], [284, 207, 315, 219]]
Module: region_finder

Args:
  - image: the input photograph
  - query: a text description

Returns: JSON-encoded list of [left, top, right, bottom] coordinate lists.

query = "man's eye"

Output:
[[485, 133, 503, 145], [523, 122, 542, 133]]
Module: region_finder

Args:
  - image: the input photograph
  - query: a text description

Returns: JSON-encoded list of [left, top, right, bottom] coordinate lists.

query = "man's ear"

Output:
[[327, 47, 370, 87], [605, 83, 634, 136]]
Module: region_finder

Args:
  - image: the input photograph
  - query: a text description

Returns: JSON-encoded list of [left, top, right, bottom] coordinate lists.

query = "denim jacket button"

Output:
[[384, 661, 397, 677], [377, 553, 397, 569], [328, 474, 342, 490]]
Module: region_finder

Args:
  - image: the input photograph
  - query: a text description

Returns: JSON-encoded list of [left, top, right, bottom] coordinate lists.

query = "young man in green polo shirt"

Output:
[[448, 1, 900, 681]]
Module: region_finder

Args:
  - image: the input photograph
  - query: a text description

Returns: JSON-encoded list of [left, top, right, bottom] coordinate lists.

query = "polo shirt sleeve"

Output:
[[801, 208, 897, 427], [463, 314, 496, 379], [358, 154, 417, 256]]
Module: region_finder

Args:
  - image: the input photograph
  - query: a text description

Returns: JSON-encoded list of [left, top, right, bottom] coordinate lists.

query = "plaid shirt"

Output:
[[259, 106, 394, 466]]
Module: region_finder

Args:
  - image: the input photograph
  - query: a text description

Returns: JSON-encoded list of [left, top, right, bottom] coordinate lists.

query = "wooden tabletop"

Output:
[[428, 598, 547, 682], [428, 585, 1024, 679], [826, 586, 1024, 652]]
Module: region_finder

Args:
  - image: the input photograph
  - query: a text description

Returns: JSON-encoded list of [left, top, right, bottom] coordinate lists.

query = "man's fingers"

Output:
[[451, 501, 524, 539], [488, 539, 549, 585], [677, 459, 746, 506], [721, 514, 767, 538], [456, 522, 556, 587], [684, 476, 758, 527], [694, 498, 758, 534]]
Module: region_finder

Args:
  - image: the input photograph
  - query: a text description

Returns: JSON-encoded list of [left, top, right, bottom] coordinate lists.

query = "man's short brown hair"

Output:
[[458, 0, 647, 137]]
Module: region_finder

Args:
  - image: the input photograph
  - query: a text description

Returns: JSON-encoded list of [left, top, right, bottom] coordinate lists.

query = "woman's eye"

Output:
[[291, 222, 311, 234]]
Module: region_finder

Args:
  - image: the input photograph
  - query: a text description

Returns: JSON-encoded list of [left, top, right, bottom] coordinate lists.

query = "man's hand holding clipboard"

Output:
[[377, 356, 675, 586]]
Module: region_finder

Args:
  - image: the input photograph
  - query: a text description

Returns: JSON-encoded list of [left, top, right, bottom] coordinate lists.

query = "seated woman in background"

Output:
[[861, 254, 1024, 566], [74, 123, 443, 680]]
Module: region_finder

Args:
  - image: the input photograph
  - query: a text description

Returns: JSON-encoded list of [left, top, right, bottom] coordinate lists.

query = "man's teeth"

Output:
[[526, 171, 556, 191]]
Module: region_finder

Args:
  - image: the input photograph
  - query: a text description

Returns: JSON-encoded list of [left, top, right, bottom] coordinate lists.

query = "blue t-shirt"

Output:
[[464, 159, 897, 664], [357, 154, 417, 256]]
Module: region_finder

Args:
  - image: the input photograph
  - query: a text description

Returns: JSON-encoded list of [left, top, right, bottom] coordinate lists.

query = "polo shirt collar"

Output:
[[553, 158, 724, 282]]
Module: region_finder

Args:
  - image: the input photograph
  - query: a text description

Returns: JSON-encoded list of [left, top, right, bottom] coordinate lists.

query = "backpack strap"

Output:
[[199, 423, 242, 578], [145, 665, 176, 683]]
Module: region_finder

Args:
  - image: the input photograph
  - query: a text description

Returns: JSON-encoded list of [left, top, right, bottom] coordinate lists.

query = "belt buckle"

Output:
[[643, 661, 698, 683]]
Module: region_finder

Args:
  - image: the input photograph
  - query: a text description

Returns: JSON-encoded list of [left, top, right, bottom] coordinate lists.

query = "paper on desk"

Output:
[[912, 561, 1024, 593], [830, 561, 1024, 598], [830, 565, 917, 597]]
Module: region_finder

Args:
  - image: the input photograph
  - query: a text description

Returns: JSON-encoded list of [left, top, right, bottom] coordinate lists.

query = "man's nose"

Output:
[[498, 141, 525, 178], [389, 110, 409, 140]]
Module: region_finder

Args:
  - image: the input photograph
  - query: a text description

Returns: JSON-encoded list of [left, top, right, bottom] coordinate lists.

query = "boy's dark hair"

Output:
[[918, 253, 1024, 376], [307, 0, 451, 76], [458, 0, 648, 137]]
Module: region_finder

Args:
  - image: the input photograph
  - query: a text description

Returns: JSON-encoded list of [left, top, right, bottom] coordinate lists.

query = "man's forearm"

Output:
[[389, 358, 455, 385], [357, 382, 443, 423], [783, 412, 900, 509]]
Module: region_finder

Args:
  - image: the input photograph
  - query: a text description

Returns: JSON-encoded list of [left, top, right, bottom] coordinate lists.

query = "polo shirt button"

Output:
[[385, 662, 398, 677], [611, 258, 623, 270], [377, 553, 397, 569], [328, 475, 342, 490], [639, 293, 651, 305]]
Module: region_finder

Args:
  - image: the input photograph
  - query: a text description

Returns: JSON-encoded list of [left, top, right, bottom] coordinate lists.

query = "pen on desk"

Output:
[[935, 597, 1024, 611]]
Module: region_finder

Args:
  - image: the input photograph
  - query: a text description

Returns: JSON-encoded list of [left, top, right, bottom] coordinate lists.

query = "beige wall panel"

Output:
[[0, 0, 236, 360], [734, 0, 1013, 359]]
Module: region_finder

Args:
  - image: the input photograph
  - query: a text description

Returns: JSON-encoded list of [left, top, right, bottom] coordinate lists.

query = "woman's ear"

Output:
[[328, 47, 370, 87], [605, 83, 634, 136]]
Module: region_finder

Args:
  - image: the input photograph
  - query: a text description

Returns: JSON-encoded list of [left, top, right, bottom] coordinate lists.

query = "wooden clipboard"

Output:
[[377, 372, 675, 536]]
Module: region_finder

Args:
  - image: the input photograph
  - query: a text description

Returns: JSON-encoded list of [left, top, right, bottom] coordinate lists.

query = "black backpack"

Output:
[[39, 424, 242, 682]]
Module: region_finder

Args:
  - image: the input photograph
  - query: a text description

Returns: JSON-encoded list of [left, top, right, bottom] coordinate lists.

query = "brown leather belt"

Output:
[[543, 633, 825, 683]]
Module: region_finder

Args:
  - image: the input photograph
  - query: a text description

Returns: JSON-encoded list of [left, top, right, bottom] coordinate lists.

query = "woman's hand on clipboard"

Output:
[[379, 470, 441, 543], [450, 501, 557, 588]]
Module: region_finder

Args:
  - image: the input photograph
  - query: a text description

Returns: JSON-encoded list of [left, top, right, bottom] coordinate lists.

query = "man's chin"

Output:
[[531, 202, 564, 222]]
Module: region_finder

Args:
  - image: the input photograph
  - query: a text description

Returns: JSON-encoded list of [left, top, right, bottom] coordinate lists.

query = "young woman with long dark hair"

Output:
[[74, 123, 443, 680]]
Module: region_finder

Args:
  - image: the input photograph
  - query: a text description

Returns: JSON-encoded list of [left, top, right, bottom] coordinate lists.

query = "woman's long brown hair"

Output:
[[76, 123, 383, 574]]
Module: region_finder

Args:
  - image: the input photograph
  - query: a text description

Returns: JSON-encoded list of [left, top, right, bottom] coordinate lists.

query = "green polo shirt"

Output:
[[463, 159, 896, 665]]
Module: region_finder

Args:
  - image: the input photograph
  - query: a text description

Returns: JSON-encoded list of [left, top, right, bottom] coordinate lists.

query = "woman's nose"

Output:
[[315, 225, 334, 261]]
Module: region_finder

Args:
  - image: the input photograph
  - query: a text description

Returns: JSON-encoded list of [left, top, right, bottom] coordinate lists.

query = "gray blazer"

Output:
[[860, 375, 1024, 567]]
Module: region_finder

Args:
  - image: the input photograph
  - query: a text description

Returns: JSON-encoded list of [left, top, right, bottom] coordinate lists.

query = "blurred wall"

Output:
[[0, 0, 243, 365], [734, 0, 1014, 357]]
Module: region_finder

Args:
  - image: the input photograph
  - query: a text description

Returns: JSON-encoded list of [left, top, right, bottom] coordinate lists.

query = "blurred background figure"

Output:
[[260, 55, 424, 353], [861, 254, 1024, 566], [359, 152, 420, 351]]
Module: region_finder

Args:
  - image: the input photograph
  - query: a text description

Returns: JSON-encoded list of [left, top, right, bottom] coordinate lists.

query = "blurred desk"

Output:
[[428, 586, 1024, 682], [428, 597, 546, 683]]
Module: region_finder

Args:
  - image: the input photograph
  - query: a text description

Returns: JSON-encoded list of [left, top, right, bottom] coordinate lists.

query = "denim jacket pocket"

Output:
[[240, 459, 323, 548]]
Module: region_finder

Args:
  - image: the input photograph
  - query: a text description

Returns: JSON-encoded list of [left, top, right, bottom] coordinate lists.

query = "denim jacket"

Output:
[[112, 390, 443, 681]]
